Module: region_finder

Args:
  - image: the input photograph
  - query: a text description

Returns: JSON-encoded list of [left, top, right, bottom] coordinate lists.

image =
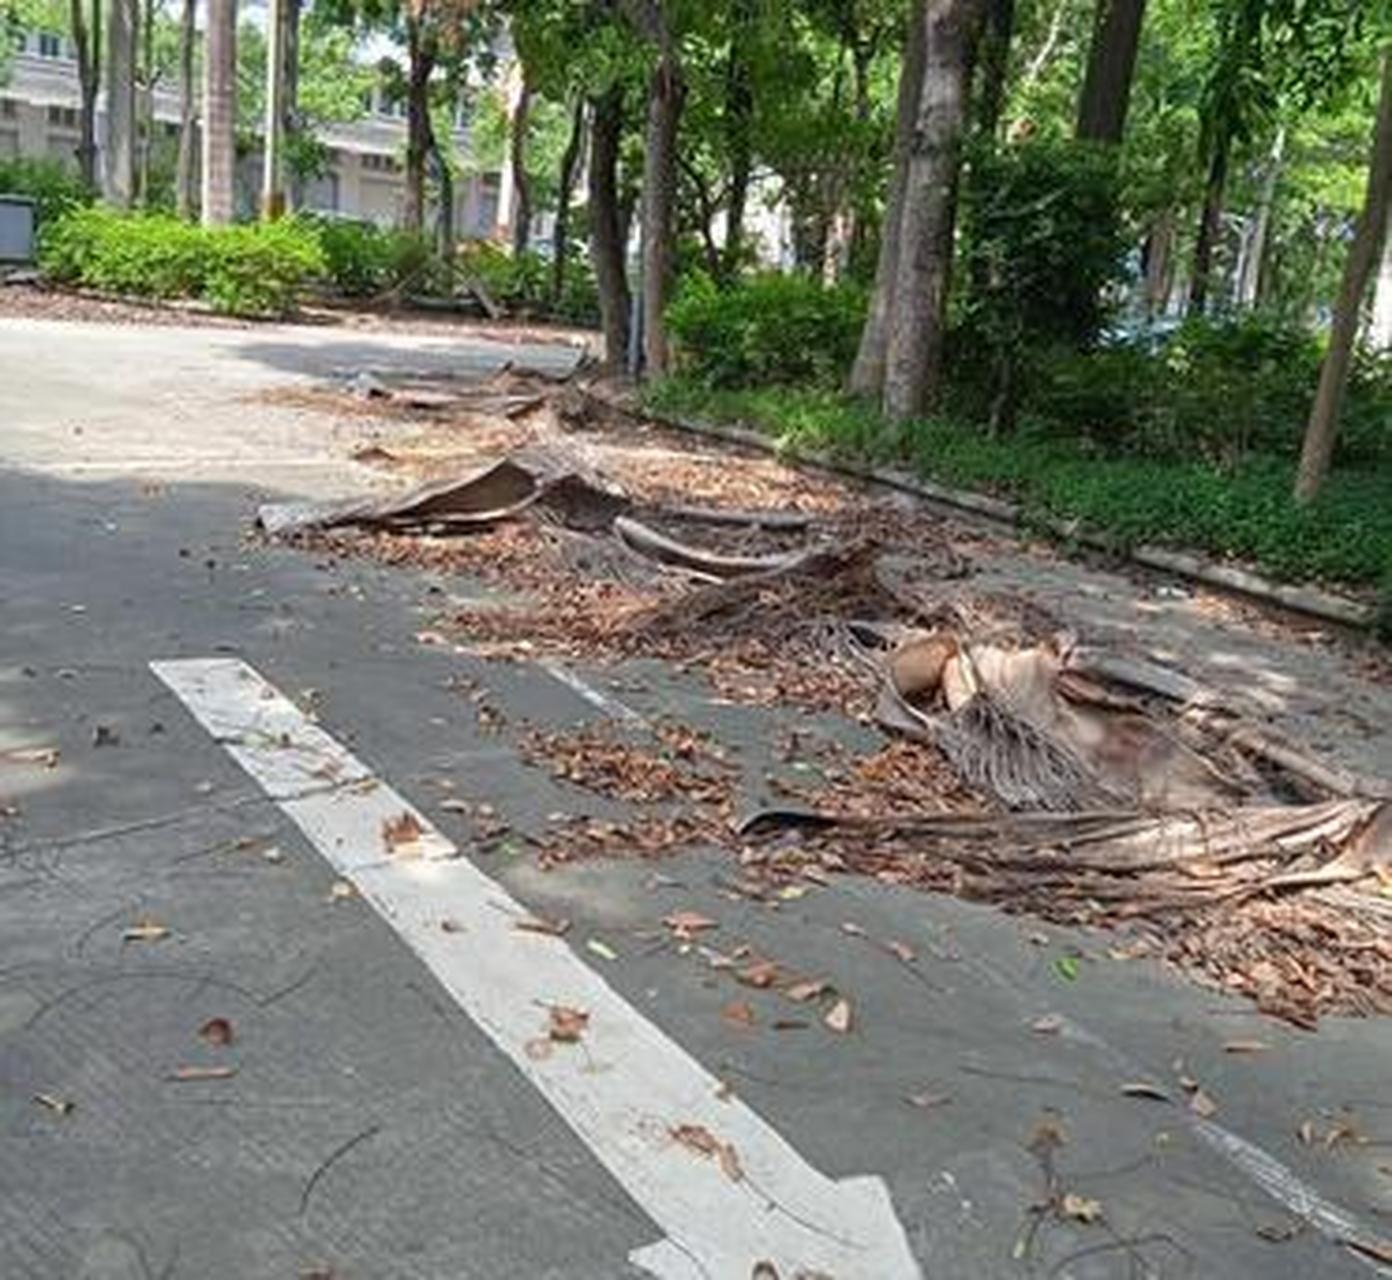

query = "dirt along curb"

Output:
[[634, 399, 1376, 632]]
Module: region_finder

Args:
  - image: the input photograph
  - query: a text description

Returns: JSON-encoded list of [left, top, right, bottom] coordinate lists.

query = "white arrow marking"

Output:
[[151, 658, 922, 1280]]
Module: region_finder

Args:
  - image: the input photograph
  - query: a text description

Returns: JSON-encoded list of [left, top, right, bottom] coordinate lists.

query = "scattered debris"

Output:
[[669, 1123, 743, 1182], [513, 915, 571, 938], [547, 1004, 589, 1043], [824, 997, 853, 1034], [381, 811, 425, 854], [722, 1000, 756, 1028], [198, 1017, 234, 1046], [1059, 1192, 1104, 1224], [91, 723, 120, 747], [122, 920, 169, 943], [168, 1066, 238, 1081], [586, 938, 618, 961], [33, 1092, 74, 1116]]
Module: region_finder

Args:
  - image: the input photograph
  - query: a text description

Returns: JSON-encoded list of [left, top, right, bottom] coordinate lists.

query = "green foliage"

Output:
[[665, 272, 867, 388], [456, 240, 599, 326], [0, 156, 94, 228], [306, 217, 446, 296], [648, 376, 1392, 590], [39, 206, 325, 316]]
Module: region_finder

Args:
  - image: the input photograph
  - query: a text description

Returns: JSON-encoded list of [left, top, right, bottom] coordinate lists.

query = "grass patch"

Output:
[[646, 377, 1392, 592]]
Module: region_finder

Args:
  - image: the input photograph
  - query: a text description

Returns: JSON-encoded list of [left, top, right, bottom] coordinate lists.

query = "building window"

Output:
[[362, 152, 400, 173], [38, 31, 64, 58], [47, 105, 79, 129]]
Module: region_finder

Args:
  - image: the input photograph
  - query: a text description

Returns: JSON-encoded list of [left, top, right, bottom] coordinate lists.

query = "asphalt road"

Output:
[[1, 314, 1390, 1280]]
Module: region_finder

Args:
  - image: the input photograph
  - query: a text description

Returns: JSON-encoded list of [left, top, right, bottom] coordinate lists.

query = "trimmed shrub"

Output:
[[0, 157, 93, 230], [39, 206, 325, 316], [665, 272, 867, 388]]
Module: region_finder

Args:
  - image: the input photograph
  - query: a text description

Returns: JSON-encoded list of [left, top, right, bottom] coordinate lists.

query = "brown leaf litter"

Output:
[[255, 371, 1392, 1026]]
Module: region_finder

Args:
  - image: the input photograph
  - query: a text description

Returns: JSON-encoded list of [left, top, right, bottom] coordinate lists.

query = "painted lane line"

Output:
[[151, 657, 920, 1280], [539, 659, 650, 729]]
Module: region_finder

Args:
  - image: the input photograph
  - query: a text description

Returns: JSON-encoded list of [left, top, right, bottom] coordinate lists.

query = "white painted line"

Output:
[[539, 659, 650, 729], [151, 657, 921, 1280]]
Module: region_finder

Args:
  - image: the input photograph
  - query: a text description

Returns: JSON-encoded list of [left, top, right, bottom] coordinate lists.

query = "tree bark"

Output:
[[103, 0, 138, 208], [588, 84, 630, 370], [1236, 124, 1284, 308], [201, 0, 236, 225], [848, 0, 928, 398], [139, 0, 154, 205], [510, 78, 533, 255], [1142, 209, 1173, 317], [402, 17, 437, 236], [550, 96, 587, 304], [976, 0, 1014, 137], [1295, 48, 1392, 504], [70, 0, 99, 189], [638, 12, 685, 378], [282, 0, 302, 209], [1187, 130, 1229, 316], [174, 0, 196, 218], [721, 4, 754, 281], [1075, 0, 1147, 144], [434, 137, 454, 259], [881, 0, 983, 424], [1370, 196, 1392, 349]]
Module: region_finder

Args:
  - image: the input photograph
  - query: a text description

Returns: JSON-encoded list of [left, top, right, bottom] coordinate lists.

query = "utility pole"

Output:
[[262, 0, 287, 219]]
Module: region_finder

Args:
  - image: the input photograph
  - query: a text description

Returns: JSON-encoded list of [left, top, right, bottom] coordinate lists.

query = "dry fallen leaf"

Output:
[[548, 1004, 590, 1043], [440, 918, 463, 933], [513, 916, 571, 938], [122, 920, 169, 943], [751, 1263, 780, 1280], [1189, 1088, 1217, 1118], [328, 881, 356, 902], [3, 745, 60, 769], [1223, 1039, 1270, 1055], [773, 1018, 808, 1030], [33, 1092, 74, 1116], [198, 1017, 233, 1047], [840, 921, 866, 937], [1060, 1192, 1104, 1224], [736, 960, 780, 989], [824, 997, 853, 1034], [663, 911, 719, 940], [722, 1000, 756, 1028], [1297, 1119, 1317, 1145], [670, 1124, 743, 1182], [1120, 1081, 1169, 1102], [782, 978, 828, 1003], [381, 811, 425, 854], [1031, 1014, 1063, 1035], [882, 939, 917, 964], [169, 1065, 238, 1081], [905, 1091, 953, 1110]]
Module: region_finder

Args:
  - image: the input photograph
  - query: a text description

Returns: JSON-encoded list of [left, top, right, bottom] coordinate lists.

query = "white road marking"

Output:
[[539, 659, 650, 728], [151, 657, 921, 1280]]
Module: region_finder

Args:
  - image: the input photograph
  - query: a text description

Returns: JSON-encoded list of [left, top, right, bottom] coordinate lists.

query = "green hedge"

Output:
[[0, 157, 93, 229], [647, 378, 1392, 592], [39, 206, 325, 316], [666, 272, 867, 388]]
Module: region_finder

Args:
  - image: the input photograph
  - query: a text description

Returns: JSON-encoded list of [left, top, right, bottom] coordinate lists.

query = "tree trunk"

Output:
[[1370, 197, 1392, 350], [402, 18, 436, 236], [70, 0, 99, 189], [282, 0, 302, 209], [588, 84, 630, 370], [201, 0, 235, 225], [976, 0, 1014, 137], [1295, 49, 1392, 504], [510, 79, 533, 254], [848, 0, 928, 398], [550, 96, 586, 304], [1236, 125, 1284, 308], [174, 0, 196, 218], [139, 0, 154, 205], [722, 7, 754, 281], [1142, 209, 1173, 317], [103, 0, 138, 207], [638, 26, 685, 378], [882, 0, 984, 424], [434, 137, 454, 259], [1075, 0, 1147, 144], [1188, 130, 1229, 316]]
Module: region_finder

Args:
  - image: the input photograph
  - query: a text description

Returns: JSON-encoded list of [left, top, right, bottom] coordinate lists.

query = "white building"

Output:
[[1, 27, 509, 237]]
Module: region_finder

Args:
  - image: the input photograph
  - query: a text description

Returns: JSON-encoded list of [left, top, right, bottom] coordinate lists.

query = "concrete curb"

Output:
[[639, 402, 1376, 631]]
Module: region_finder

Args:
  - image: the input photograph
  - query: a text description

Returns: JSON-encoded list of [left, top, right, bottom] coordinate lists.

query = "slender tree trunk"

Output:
[[638, 17, 685, 378], [103, 0, 138, 207], [550, 96, 586, 304], [1295, 49, 1392, 504], [174, 0, 196, 218], [402, 17, 436, 236], [1075, 0, 1147, 144], [1188, 130, 1229, 316], [1370, 196, 1392, 349], [70, 0, 99, 189], [434, 137, 454, 259], [588, 84, 630, 370], [976, 0, 1013, 136], [882, 0, 985, 424], [1237, 125, 1284, 308], [201, 0, 236, 225], [722, 6, 754, 281], [509, 79, 533, 254], [282, 0, 302, 208], [1142, 209, 1173, 317], [849, 1, 928, 398], [138, 0, 154, 205]]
